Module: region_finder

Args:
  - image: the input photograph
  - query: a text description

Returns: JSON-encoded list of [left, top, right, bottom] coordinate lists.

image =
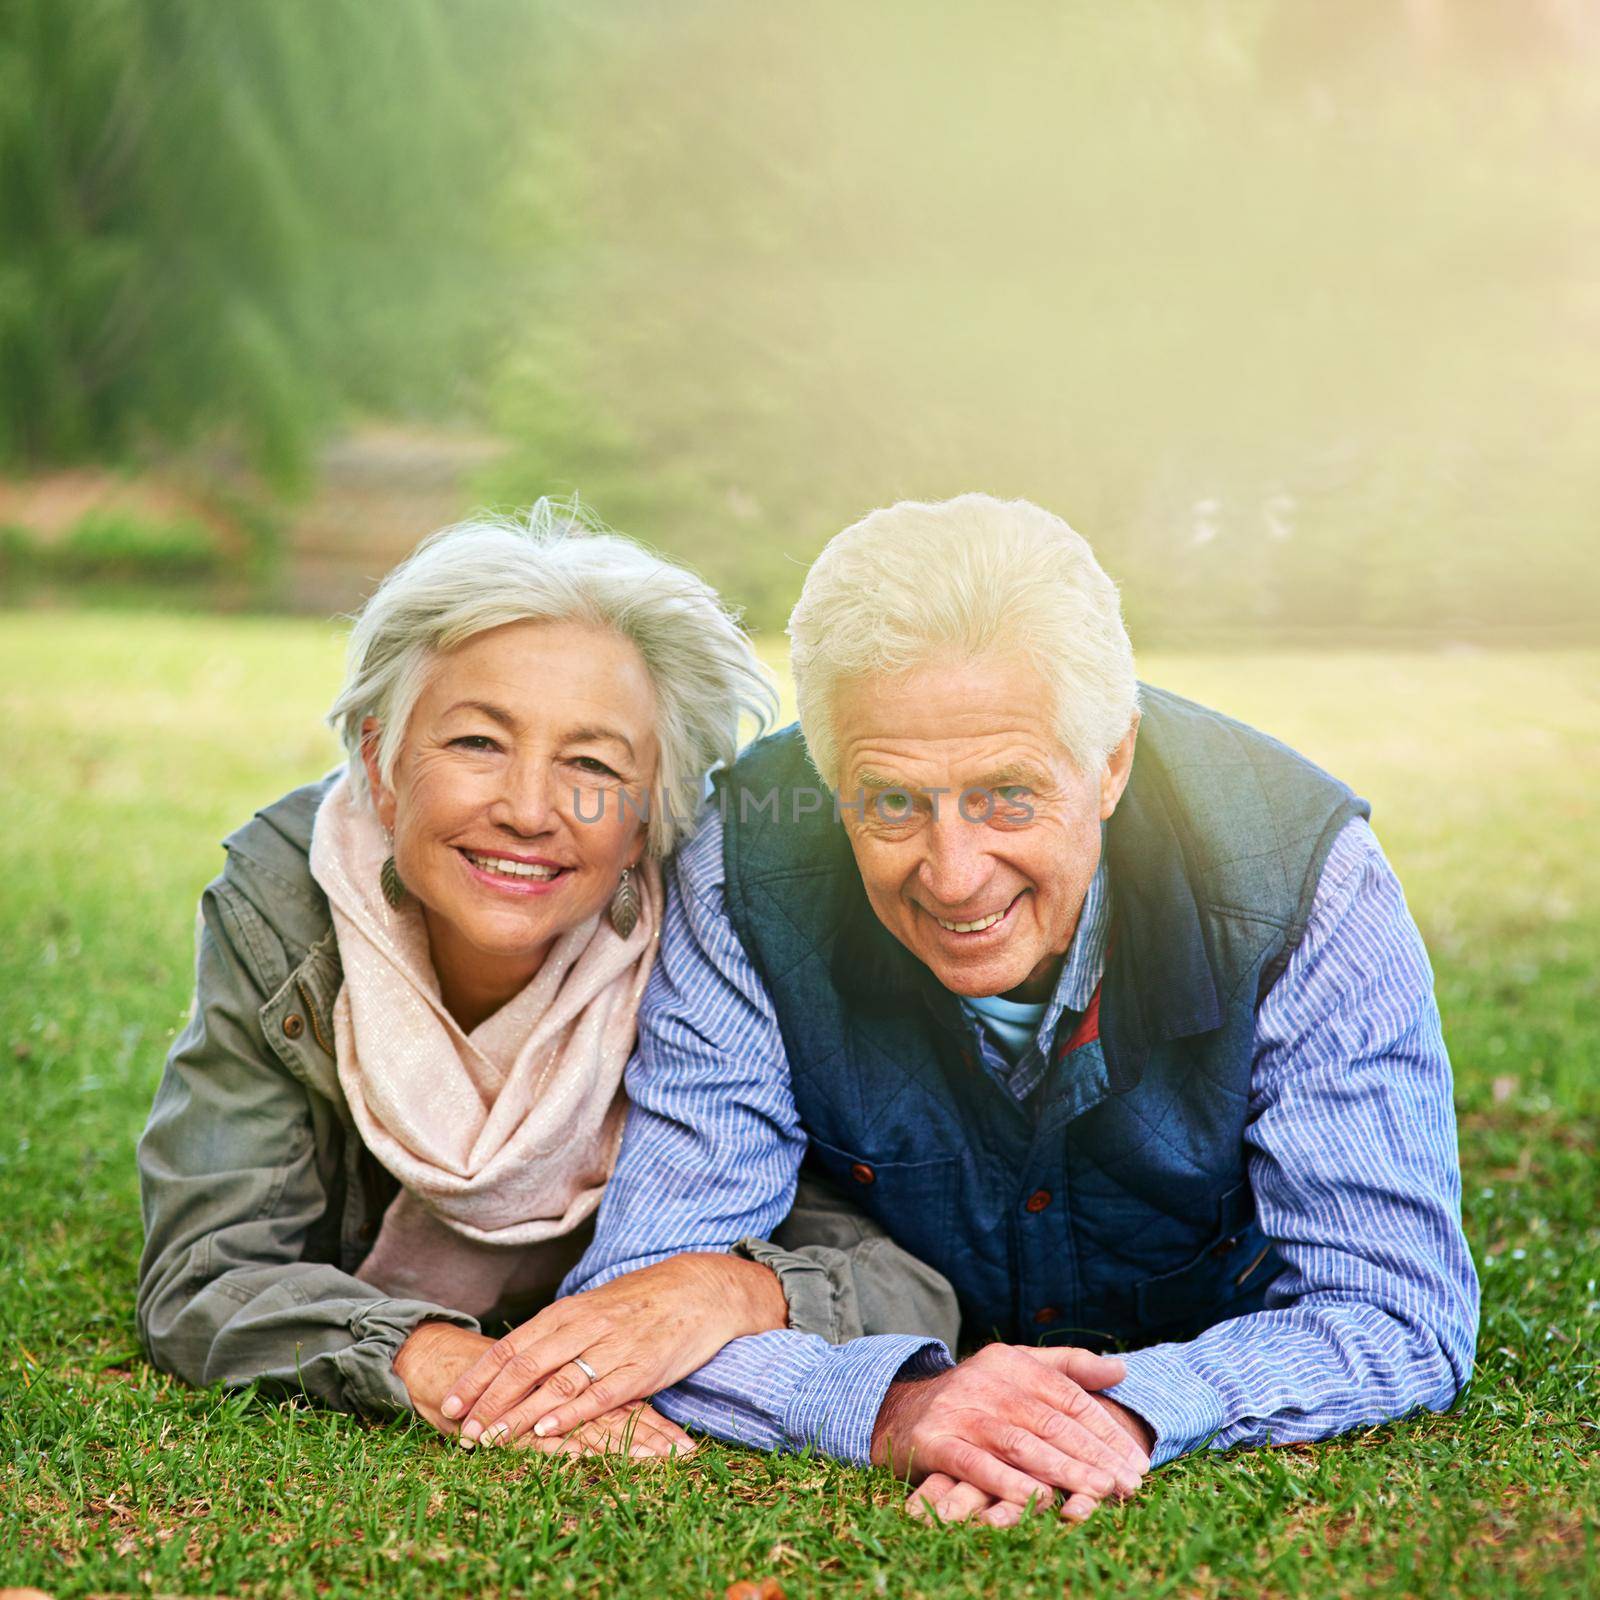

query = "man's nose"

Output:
[[916, 812, 993, 909], [492, 757, 558, 837]]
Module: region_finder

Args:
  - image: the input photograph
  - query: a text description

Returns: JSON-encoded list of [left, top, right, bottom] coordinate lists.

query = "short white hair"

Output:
[[328, 499, 777, 855], [787, 493, 1138, 785]]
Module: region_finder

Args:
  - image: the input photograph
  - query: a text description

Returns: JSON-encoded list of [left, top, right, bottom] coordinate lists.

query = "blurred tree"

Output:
[[0, 0, 536, 486]]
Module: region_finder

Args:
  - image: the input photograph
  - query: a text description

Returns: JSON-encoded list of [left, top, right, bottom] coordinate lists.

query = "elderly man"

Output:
[[563, 494, 1479, 1523]]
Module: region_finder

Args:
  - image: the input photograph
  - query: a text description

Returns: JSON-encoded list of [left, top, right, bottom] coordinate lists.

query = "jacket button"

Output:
[[1211, 1235, 1240, 1257], [282, 1014, 305, 1040], [850, 1163, 875, 1186], [1025, 1189, 1053, 1214], [1033, 1305, 1060, 1325]]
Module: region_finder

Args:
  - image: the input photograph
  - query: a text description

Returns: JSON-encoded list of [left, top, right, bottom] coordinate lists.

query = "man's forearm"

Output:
[[653, 1330, 953, 1461], [1107, 1298, 1471, 1467]]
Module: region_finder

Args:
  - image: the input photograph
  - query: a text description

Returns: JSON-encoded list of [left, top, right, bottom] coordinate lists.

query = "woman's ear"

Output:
[[360, 717, 398, 831]]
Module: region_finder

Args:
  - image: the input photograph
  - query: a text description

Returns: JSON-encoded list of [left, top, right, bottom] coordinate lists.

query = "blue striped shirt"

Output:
[[565, 811, 1479, 1468], [961, 847, 1111, 1097]]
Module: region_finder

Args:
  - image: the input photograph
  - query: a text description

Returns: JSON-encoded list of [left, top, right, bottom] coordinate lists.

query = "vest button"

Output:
[[1033, 1306, 1060, 1325], [850, 1163, 875, 1186], [282, 1014, 305, 1040], [1211, 1235, 1240, 1257], [1025, 1189, 1053, 1213]]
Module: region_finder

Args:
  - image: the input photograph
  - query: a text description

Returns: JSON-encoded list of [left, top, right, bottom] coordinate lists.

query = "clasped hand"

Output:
[[872, 1344, 1153, 1526], [436, 1252, 788, 1449]]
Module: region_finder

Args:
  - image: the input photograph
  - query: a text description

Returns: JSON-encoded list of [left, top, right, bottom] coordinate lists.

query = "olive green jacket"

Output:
[[136, 776, 960, 1419]]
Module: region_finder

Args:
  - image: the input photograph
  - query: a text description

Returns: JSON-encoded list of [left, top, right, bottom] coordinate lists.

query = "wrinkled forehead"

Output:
[[407, 619, 660, 751], [830, 656, 1077, 791], [846, 736, 1064, 798]]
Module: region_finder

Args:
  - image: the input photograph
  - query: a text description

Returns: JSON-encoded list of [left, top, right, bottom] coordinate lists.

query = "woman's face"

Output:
[[363, 619, 659, 1015]]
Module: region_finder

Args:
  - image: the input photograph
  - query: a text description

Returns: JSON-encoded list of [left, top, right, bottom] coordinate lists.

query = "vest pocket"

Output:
[[802, 1135, 958, 1280], [1133, 1179, 1277, 1339]]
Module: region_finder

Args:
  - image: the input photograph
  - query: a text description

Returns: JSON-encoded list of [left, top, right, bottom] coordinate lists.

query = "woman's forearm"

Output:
[[394, 1321, 496, 1428], [703, 1251, 791, 1337], [440, 1250, 791, 1445]]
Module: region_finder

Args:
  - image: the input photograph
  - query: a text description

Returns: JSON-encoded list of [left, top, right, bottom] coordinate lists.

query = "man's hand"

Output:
[[438, 1253, 788, 1447], [392, 1320, 695, 1458], [906, 1375, 1157, 1526], [1089, 1390, 1156, 1456], [871, 1344, 1149, 1521]]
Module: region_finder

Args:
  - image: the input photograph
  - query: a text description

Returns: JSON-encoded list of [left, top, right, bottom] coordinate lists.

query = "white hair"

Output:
[[328, 499, 778, 855], [787, 493, 1139, 785]]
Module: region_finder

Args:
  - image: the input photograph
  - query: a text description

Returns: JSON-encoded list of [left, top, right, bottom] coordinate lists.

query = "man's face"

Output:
[[832, 656, 1137, 1002]]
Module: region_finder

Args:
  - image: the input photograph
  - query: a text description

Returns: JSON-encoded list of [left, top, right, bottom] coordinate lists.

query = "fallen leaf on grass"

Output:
[[725, 1580, 785, 1599]]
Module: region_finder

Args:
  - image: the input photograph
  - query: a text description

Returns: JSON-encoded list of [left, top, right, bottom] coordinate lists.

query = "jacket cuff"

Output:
[[335, 1298, 480, 1419], [781, 1335, 953, 1464], [1105, 1344, 1229, 1467], [731, 1235, 846, 1341]]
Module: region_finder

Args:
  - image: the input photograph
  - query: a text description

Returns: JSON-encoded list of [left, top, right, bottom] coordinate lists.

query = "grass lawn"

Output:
[[1, 612, 1596, 1599]]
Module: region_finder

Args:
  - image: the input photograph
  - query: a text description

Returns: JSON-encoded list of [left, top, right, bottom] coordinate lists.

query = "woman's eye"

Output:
[[450, 735, 500, 752], [572, 756, 620, 779]]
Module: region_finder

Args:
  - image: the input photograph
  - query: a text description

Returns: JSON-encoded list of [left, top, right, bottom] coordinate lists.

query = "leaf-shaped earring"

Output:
[[608, 866, 639, 939], [380, 854, 408, 910]]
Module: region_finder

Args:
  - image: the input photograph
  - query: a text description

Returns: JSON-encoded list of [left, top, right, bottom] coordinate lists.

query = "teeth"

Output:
[[466, 851, 558, 879], [936, 908, 1006, 933]]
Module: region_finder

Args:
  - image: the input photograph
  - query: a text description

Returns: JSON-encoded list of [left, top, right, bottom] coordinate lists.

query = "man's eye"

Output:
[[996, 785, 1032, 804]]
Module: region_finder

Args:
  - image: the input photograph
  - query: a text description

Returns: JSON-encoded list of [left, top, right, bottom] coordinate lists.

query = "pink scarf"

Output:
[[308, 773, 661, 1319]]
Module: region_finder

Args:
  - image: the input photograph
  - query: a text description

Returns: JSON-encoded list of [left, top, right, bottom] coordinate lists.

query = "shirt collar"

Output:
[[1038, 845, 1113, 1037]]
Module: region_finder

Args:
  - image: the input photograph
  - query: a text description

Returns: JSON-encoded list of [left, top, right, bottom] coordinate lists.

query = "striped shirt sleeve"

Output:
[[1106, 818, 1481, 1464], [563, 807, 950, 1461]]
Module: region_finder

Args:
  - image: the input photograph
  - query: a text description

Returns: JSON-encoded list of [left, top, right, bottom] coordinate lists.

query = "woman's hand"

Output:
[[440, 1252, 788, 1448], [392, 1320, 694, 1457]]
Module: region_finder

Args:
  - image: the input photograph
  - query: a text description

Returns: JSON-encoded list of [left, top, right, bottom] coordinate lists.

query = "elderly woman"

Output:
[[136, 504, 796, 1454]]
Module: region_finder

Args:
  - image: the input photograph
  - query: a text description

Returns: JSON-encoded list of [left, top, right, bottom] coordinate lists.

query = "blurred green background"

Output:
[[2, 0, 1596, 640]]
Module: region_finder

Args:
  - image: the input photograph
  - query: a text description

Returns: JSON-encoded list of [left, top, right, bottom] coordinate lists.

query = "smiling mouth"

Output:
[[927, 890, 1024, 934], [459, 848, 568, 881]]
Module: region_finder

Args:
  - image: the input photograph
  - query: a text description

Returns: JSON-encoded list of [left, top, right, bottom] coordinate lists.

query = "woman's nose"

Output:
[[491, 759, 558, 836]]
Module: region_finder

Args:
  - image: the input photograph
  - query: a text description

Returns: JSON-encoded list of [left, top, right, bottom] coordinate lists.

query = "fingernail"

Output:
[[461, 1420, 482, 1443], [1120, 1469, 1143, 1494], [1069, 1501, 1094, 1522], [457, 1434, 476, 1451], [440, 1396, 463, 1419], [482, 1424, 507, 1448], [532, 1418, 551, 1438]]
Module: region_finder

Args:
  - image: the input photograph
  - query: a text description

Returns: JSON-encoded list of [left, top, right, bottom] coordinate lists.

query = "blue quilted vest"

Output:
[[716, 685, 1369, 1350]]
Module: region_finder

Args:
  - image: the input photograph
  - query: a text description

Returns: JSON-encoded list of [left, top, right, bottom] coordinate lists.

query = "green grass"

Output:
[[1, 612, 1596, 1599]]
